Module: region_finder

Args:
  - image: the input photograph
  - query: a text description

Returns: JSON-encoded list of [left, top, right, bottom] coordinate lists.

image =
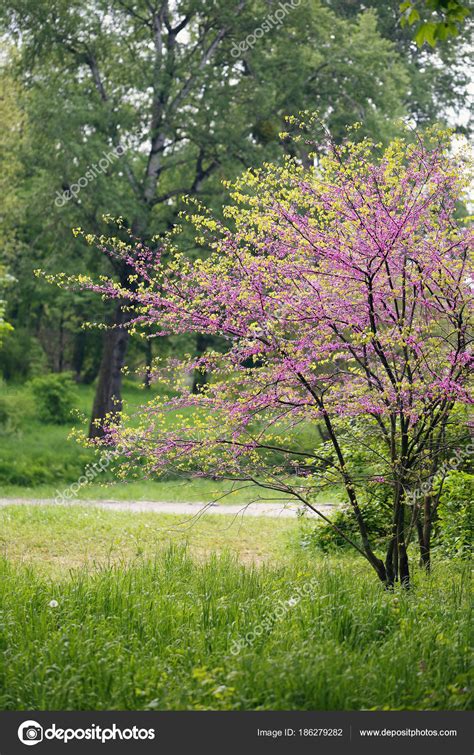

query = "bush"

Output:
[[0, 453, 92, 486], [0, 393, 22, 435], [299, 501, 389, 553], [300, 482, 393, 551], [436, 471, 473, 559], [30, 373, 79, 424]]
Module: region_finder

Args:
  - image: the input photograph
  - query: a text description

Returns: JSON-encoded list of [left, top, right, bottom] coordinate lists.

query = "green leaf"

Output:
[[451, 7, 471, 21], [445, 22, 460, 35], [408, 8, 421, 24], [415, 22, 437, 47], [436, 23, 449, 39]]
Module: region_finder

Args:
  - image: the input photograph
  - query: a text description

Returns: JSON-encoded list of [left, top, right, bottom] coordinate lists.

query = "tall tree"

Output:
[[324, 0, 473, 134], [0, 66, 25, 346]]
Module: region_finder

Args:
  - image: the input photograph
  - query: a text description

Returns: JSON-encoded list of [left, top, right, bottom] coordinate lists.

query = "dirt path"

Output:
[[0, 497, 336, 518]]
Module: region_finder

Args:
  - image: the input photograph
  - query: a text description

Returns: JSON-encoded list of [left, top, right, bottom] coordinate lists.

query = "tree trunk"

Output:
[[416, 512, 425, 565], [144, 338, 153, 390], [385, 483, 410, 588], [385, 488, 399, 587], [72, 329, 88, 382], [385, 535, 396, 588], [88, 300, 130, 439], [57, 313, 65, 372], [192, 333, 209, 394], [88, 210, 149, 437], [397, 503, 410, 587], [419, 496, 432, 571], [394, 536, 400, 580]]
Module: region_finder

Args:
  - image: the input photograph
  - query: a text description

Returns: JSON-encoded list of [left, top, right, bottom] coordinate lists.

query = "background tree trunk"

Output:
[[192, 333, 210, 394], [143, 338, 153, 390], [397, 501, 410, 587], [88, 300, 130, 439]]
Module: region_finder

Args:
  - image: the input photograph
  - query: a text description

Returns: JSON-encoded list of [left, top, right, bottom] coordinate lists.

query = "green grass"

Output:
[[0, 504, 298, 574], [0, 382, 152, 489], [0, 505, 471, 711], [0, 381, 338, 504]]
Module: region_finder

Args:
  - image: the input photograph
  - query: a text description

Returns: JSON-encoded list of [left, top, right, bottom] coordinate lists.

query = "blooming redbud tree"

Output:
[[58, 124, 473, 587]]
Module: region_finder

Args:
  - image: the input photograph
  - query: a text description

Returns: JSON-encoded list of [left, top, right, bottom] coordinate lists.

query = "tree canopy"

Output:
[[1, 0, 472, 421]]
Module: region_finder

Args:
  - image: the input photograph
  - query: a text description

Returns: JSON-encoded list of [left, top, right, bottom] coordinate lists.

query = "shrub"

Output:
[[0, 393, 21, 435], [30, 373, 78, 424], [0, 453, 93, 486], [299, 502, 388, 553], [436, 471, 473, 559]]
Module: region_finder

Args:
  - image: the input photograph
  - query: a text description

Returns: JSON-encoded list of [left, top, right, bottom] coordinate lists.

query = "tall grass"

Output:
[[0, 548, 471, 711]]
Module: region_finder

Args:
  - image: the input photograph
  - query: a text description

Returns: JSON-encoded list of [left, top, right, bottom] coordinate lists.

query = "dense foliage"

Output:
[[1, 0, 472, 433], [436, 471, 473, 558], [30, 373, 79, 424], [400, 0, 471, 46]]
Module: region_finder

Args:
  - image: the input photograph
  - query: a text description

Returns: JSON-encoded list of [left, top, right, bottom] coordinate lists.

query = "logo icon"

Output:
[[18, 721, 44, 746]]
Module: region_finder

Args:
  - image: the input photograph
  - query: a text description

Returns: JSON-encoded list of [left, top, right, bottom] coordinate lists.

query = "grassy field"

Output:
[[1, 385, 471, 712], [0, 504, 471, 711], [0, 479, 302, 504], [0, 504, 298, 573], [0, 382, 338, 504]]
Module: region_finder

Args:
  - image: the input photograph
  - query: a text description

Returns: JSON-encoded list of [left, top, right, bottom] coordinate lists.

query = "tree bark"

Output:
[[144, 338, 153, 390], [419, 496, 433, 571], [397, 500, 410, 587], [385, 535, 396, 587], [72, 329, 86, 382], [192, 333, 209, 394], [57, 313, 65, 372], [385, 479, 410, 588], [88, 300, 130, 439]]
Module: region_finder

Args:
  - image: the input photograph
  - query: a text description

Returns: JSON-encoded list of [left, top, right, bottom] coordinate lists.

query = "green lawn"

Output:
[[0, 382, 156, 491], [0, 504, 298, 574], [0, 504, 471, 711], [1, 478, 341, 505], [1, 384, 470, 712], [0, 381, 339, 504]]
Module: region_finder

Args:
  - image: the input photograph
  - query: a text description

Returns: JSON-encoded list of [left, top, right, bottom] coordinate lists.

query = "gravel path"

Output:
[[0, 497, 336, 518]]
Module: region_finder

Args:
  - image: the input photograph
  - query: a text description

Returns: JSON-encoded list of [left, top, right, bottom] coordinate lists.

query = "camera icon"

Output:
[[18, 721, 44, 746]]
